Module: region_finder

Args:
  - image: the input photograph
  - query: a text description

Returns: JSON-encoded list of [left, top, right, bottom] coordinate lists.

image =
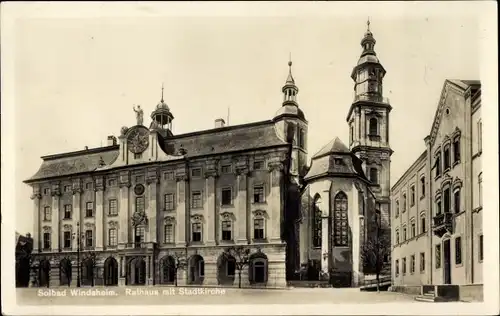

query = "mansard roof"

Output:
[[25, 120, 289, 183], [305, 137, 367, 182]]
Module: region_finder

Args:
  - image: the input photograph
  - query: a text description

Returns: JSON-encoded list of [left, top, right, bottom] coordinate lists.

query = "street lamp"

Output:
[[72, 221, 85, 287]]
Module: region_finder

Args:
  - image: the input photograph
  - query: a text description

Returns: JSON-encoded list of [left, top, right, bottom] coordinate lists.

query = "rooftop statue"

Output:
[[133, 105, 144, 126]]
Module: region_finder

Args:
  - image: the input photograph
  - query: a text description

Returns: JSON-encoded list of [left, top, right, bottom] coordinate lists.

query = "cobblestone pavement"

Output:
[[17, 286, 417, 305]]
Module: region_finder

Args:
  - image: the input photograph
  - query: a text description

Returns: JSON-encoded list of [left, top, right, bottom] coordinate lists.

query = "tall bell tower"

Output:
[[346, 20, 393, 227]]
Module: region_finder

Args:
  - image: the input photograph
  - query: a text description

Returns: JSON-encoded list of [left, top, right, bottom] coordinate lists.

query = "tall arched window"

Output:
[[312, 197, 322, 248], [334, 192, 348, 246], [369, 118, 379, 136]]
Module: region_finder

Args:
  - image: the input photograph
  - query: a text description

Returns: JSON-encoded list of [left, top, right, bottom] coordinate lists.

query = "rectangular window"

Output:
[[63, 231, 71, 248], [253, 160, 264, 170], [443, 188, 450, 213], [420, 177, 426, 197], [410, 186, 415, 206], [192, 191, 202, 208], [411, 222, 416, 238], [43, 206, 51, 221], [479, 173, 483, 207], [64, 204, 72, 219], [410, 255, 415, 273], [454, 190, 461, 213], [164, 193, 174, 210], [221, 165, 232, 174], [479, 235, 483, 261], [85, 230, 93, 247], [253, 185, 265, 203], [435, 244, 441, 268], [436, 200, 442, 215], [221, 188, 232, 206], [135, 196, 145, 213], [164, 171, 174, 181], [134, 227, 145, 245], [86, 202, 93, 217], [164, 224, 174, 243], [222, 221, 232, 241], [421, 217, 426, 233], [444, 146, 451, 170], [402, 195, 407, 212], [395, 231, 399, 244], [478, 120, 482, 153], [402, 257, 407, 274], [420, 252, 425, 272], [64, 185, 72, 193], [254, 218, 265, 240], [395, 201, 399, 218], [403, 228, 407, 241], [435, 154, 441, 177], [108, 228, 117, 246], [299, 129, 305, 148], [43, 233, 51, 249], [455, 237, 462, 265], [108, 199, 118, 215], [192, 223, 202, 242], [453, 138, 461, 163], [191, 168, 202, 178], [395, 259, 399, 276]]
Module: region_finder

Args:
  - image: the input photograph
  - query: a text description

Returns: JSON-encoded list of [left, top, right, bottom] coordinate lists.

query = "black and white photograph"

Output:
[[1, 2, 498, 315]]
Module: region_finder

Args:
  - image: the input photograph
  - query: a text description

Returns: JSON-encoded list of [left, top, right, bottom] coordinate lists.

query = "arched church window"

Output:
[[369, 168, 379, 185], [334, 192, 348, 246], [369, 118, 379, 136], [312, 197, 322, 248]]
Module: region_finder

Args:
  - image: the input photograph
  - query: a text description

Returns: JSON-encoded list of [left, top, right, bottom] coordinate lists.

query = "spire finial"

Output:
[[367, 17, 371, 31], [161, 83, 164, 102], [288, 52, 292, 67]]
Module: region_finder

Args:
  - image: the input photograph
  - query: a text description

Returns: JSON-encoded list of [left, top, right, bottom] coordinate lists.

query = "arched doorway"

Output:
[[59, 258, 72, 286], [188, 255, 204, 285], [217, 253, 236, 286], [38, 259, 51, 287], [249, 252, 268, 285], [104, 257, 118, 286], [160, 256, 176, 284], [81, 258, 95, 286], [128, 257, 146, 285]]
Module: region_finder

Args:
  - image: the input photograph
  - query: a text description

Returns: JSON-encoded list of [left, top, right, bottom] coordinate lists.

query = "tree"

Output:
[[360, 225, 391, 292], [223, 246, 251, 288], [170, 252, 187, 287]]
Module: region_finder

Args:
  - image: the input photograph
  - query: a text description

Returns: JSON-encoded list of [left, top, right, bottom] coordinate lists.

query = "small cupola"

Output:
[[150, 83, 174, 132]]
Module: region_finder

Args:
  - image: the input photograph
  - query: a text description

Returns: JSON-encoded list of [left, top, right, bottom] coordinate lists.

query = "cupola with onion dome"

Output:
[[273, 58, 306, 122], [150, 84, 174, 136]]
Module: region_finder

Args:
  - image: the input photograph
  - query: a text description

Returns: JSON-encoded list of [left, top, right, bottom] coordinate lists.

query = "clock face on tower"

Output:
[[127, 127, 149, 154]]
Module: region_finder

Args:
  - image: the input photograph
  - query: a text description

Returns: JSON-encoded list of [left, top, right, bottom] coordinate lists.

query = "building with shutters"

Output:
[[390, 79, 482, 301]]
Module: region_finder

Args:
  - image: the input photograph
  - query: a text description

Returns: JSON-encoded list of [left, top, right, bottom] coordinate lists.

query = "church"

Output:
[[24, 21, 391, 288]]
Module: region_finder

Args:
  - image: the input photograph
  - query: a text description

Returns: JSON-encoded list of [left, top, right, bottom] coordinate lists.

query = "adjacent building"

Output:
[[390, 79, 482, 300]]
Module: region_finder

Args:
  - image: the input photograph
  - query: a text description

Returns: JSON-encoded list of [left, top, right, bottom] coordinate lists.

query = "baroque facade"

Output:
[[296, 22, 392, 287], [390, 79, 482, 300], [25, 62, 308, 288]]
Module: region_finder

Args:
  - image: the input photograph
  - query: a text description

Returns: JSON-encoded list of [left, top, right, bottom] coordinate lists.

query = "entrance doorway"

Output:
[[443, 239, 451, 284]]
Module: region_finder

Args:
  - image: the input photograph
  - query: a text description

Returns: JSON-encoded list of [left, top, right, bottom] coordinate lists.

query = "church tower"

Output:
[[347, 20, 393, 227]]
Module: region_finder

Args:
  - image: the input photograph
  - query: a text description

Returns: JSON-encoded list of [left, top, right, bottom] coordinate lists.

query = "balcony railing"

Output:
[[432, 212, 453, 237], [353, 94, 390, 104], [123, 242, 156, 250]]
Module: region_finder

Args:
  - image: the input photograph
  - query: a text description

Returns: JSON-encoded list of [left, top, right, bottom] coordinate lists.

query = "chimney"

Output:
[[214, 118, 225, 128], [107, 135, 117, 146], [84, 146, 89, 150]]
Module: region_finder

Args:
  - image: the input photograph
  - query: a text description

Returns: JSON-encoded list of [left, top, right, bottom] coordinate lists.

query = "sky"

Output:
[[8, 3, 482, 234]]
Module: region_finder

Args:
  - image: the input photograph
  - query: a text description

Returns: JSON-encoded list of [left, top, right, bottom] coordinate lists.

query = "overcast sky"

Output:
[[7, 3, 484, 234]]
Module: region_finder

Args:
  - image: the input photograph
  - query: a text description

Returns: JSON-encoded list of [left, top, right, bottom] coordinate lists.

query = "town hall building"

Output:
[[24, 21, 392, 288]]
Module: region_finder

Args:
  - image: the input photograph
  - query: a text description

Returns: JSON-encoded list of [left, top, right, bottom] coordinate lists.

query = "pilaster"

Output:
[[119, 171, 131, 246], [72, 181, 82, 250], [146, 168, 159, 243], [268, 159, 284, 243], [464, 91, 473, 283], [95, 176, 105, 251], [175, 169, 188, 247], [30, 187, 42, 252], [50, 182, 61, 251], [236, 165, 249, 244], [205, 163, 218, 246]]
